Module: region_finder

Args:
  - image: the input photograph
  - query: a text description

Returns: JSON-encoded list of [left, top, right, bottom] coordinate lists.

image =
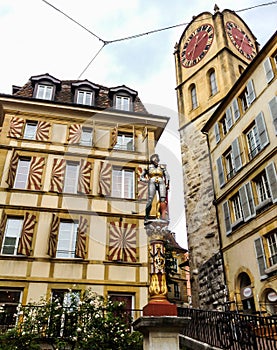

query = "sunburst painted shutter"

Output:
[[269, 97, 277, 135], [75, 216, 88, 259], [48, 214, 59, 257], [108, 222, 137, 262], [27, 157, 45, 190], [36, 121, 51, 141], [137, 167, 148, 199], [0, 211, 7, 251], [110, 126, 118, 147], [68, 124, 82, 144], [8, 116, 24, 138], [7, 150, 19, 187], [17, 213, 36, 256], [78, 159, 91, 194], [98, 161, 112, 196], [50, 159, 66, 192]]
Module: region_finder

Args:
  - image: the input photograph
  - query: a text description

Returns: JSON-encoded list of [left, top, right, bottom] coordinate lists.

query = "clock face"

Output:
[[226, 21, 256, 60], [181, 24, 214, 68]]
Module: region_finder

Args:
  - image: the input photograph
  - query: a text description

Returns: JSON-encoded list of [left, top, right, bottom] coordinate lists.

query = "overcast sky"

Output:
[[0, 0, 276, 248]]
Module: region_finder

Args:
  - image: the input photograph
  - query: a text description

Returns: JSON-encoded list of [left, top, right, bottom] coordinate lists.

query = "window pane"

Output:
[[63, 163, 79, 193], [1, 218, 23, 255], [80, 128, 92, 146], [115, 96, 130, 111], [124, 170, 134, 198], [112, 169, 122, 197], [14, 159, 30, 189], [114, 133, 134, 150], [56, 222, 78, 258], [24, 122, 37, 140], [37, 84, 53, 100], [77, 91, 93, 106]]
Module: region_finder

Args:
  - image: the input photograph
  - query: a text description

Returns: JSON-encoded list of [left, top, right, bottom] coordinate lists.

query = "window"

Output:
[[246, 125, 260, 159], [56, 221, 78, 258], [80, 127, 93, 146], [23, 121, 38, 140], [1, 218, 23, 255], [190, 84, 198, 109], [246, 112, 269, 160], [232, 98, 240, 121], [238, 79, 256, 113], [63, 162, 79, 193], [209, 69, 218, 95], [267, 232, 277, 266], [36, 84, 53, 100], [51, 290, 80, 337], [114, 132, 134, 151], [225, 150, 235, 180], [112, 168, 134, 199], [77, 90, 93, 106], [14, 158, 31, 189], [255, 171, 271, 204], [219, 115, 228, 136], [115, 95, 130, 111], [231, 193, 243, 222], [0, 289, 22, 329]]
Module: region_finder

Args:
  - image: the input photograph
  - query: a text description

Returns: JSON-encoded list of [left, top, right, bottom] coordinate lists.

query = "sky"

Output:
[[0, 0, 276, 248]]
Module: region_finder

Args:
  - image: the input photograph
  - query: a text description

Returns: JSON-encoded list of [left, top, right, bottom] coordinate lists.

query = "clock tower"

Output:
[[174, 6, 259, 308]]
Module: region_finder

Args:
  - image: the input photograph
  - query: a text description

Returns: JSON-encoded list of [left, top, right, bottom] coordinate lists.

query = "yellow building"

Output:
[[0, 73, 169, 327], [174, 6, 261, 308], [203, 32, 277, 315]]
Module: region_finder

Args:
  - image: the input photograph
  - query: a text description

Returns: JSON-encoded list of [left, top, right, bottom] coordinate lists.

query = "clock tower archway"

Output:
[[174, 7, 259, 308]]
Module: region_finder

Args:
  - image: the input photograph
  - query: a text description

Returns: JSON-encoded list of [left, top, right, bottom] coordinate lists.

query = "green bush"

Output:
[[0, 290, 143, 350]]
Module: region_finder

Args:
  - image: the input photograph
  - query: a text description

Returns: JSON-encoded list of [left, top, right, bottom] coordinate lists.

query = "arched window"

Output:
[[238, 272, 256, 314], [190, 84, 198, 110], [209, 69, 218, 95]]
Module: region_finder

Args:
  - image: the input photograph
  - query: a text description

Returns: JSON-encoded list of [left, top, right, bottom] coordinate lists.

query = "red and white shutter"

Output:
[[17, 212, 36, 256], [78, 159, 91, 194], [75, 216, 88, 259], [98, 161, 112, 196], [0, 211, 7, 250], [36, 121, 51, 141], [27, 157, 45, 190], [8, 116, 24, 138], [6, 150, 19, 187], [50, 158, 66, 192], [108, 221, 137, 262], [68, 124, 82, 144], [48, 214, 60, 257], [137, 167, 148, 200]]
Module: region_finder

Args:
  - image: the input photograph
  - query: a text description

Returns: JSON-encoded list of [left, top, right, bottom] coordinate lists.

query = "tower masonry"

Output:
[[174, 7, 259, 308]]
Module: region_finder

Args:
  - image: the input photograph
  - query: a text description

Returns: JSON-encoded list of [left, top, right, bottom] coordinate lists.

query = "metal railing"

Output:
[[178, 308, 277, 350]]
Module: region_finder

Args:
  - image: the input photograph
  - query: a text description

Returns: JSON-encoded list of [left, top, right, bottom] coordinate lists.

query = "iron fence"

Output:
[[178, 308, 277, 350]]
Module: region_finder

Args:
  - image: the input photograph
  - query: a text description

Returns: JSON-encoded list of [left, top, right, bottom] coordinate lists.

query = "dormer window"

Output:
[[109, 85, 138, 112], [72, 80, 100, 107], [115, 95, 131, 111], [77, 90, 94, 106], [31, 74, 61, 101], [36, 84, 53, 100]]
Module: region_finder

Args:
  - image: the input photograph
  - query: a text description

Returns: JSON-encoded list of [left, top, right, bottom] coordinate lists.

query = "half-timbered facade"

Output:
[[0, 73, 169, 327]]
